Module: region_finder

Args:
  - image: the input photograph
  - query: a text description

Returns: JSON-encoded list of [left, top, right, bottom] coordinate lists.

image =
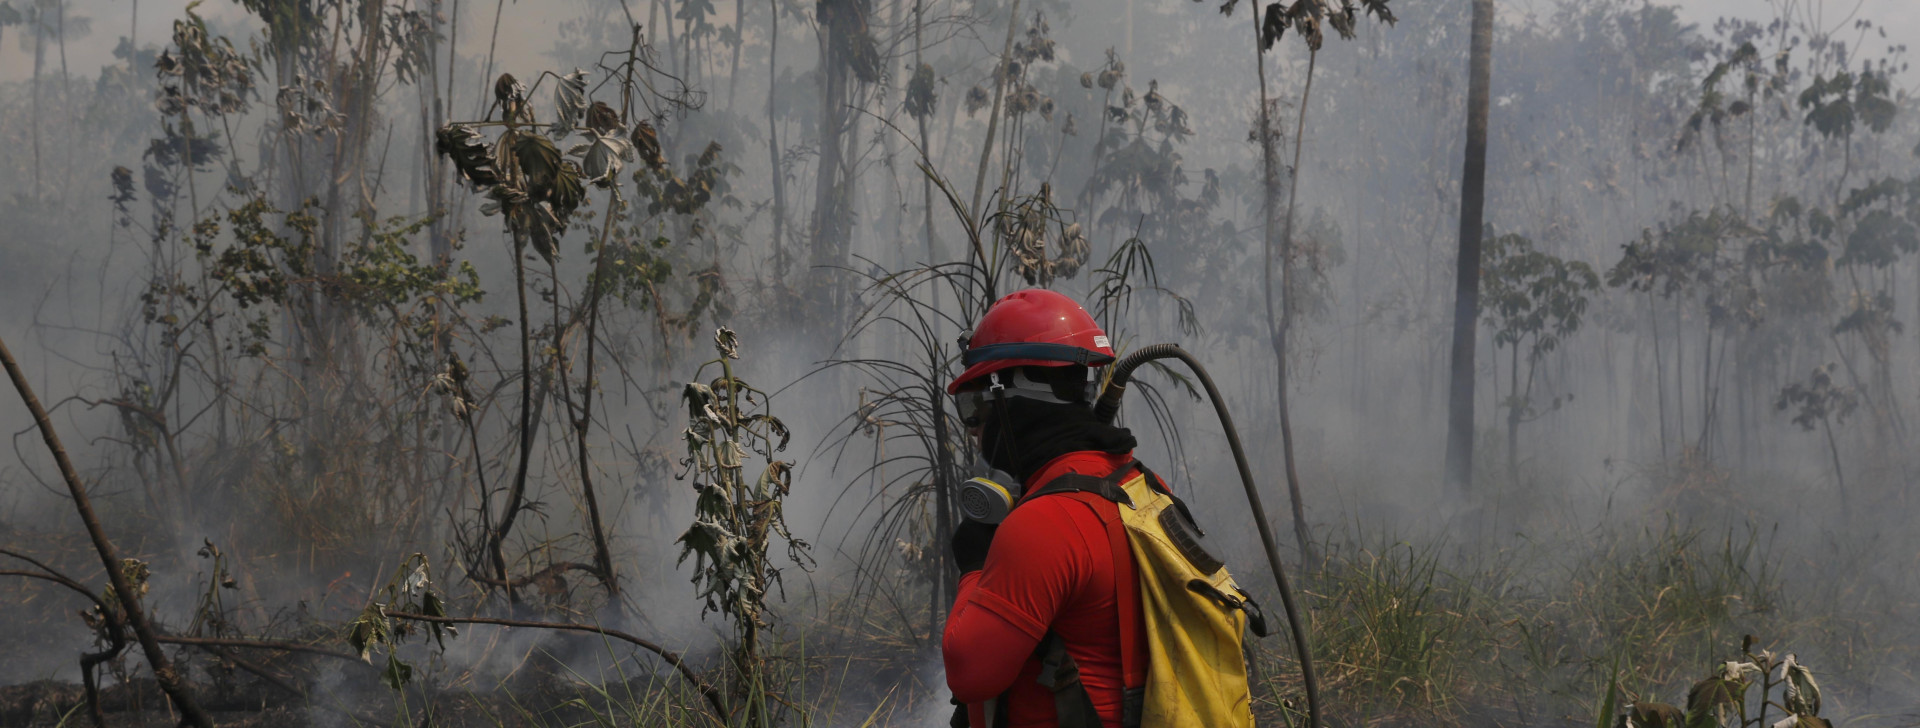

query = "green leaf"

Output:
[[1596, 653, 1622, 728]]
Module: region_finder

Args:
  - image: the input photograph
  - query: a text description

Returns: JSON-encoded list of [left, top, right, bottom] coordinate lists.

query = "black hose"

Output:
[[1096, 344, 1322, 728]]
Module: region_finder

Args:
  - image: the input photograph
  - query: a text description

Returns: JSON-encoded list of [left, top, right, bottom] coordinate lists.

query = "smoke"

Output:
[[1, 0, 1917, 723]]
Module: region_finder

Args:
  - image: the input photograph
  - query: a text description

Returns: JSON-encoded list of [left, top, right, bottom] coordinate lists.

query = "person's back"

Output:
[[944, 449, 1150, 727], [939, 289, 1146, 727]]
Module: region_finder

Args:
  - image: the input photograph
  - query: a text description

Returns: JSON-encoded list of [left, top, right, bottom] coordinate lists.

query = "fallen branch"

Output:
[[154, 634, 367, 666], [0, 334, 214, 728], [0, 558, 387, 725], [382, 610, 729, 720]]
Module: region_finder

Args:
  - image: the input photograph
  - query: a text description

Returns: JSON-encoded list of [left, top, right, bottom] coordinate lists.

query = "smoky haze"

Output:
[[0, 0, 1916, 725]]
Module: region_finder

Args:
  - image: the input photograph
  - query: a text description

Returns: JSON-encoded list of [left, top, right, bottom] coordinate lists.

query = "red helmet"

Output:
[[947, 289, 1115, 395]]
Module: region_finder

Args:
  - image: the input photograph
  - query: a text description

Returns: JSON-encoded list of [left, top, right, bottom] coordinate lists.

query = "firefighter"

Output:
[[941, 288, 1150, 728]]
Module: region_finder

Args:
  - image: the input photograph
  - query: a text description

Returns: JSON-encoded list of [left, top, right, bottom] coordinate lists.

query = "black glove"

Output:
[[950, 520, 998, 574]]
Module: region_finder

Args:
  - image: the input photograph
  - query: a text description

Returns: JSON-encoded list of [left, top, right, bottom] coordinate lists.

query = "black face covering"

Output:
[[979, 395, 1138, 485]]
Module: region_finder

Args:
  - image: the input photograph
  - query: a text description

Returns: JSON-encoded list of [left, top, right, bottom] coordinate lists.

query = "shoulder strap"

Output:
[[1099, 487, 1146, 726], [1028, 459, 1150, 728], [1024, 458, 1143, 507]]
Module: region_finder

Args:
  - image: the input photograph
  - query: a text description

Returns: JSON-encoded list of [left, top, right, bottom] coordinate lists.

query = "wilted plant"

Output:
[[999, 183, 1090, 286], [346, 553, 454, 690], [1603, 636, 1832, 728], [433, 34, 733, 606], [676, 327, 812, 722]]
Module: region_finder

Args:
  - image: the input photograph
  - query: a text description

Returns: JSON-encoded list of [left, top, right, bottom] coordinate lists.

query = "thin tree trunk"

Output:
[[1507, 344, 1520, 484], [425, 5, 451, 267], [1744, 86, 1756, 218], [968, 0, 1022, 217], [1445, 0, 1495, 494], [57, 0, 72, 196], [491, 248, 539, 604], [913, 0, 948, 632], [879, 0, 907, 257], [575, 191, 623, 603], [479, 0, 505, 116], [1822, 418, 1847, 519], [31, 8, 44, 196], [727, 0, 745, 111], [1649, 295, 1669, 460], [446, 0, 459, 122], [0, 335, 215, 728], [1698, 322, 1719, 459], [1272, 48, 1318, 562], [932, 381, 954, 624], [1674, 306, 1685, 448], [665, 0, 681, 105], [766, 0, 786, 278], [811, 0, 862, 315]]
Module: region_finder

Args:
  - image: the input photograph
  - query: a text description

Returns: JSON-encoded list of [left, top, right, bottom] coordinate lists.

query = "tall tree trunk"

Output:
[[30, 6, 44, 196], [766, 0, 786, 278], [914, 0, 934, 269], [1649, 295, 1668, 460], [811, 0, 868, 317], [424, 6, 452, 267], [56, 0, 72, 196], [1673, 306, 1684, 449], [1506, 343, 1520, 484], [727, 0, 745, 110], [1821, 418, 1847, 520], [879, 0, 906, 259], [1444, 0, 1495, 494], [1271, 47, 1318, 562]]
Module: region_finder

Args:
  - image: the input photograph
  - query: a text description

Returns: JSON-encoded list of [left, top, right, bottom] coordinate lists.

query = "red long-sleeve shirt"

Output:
[[942, 451, 1147, 727]]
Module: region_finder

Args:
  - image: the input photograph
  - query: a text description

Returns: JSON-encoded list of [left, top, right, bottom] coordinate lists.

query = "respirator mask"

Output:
[[951, 368, 1098, 524]]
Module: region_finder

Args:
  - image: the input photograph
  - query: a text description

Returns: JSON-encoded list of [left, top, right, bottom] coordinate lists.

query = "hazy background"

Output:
[[1, 0, 1917, 724]]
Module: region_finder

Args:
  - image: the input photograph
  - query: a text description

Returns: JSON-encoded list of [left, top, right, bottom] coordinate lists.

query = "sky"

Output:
[[3, 0, 1916, 85]]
